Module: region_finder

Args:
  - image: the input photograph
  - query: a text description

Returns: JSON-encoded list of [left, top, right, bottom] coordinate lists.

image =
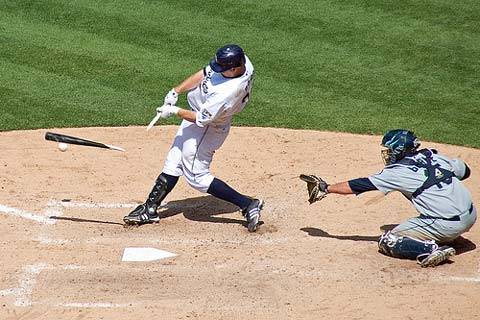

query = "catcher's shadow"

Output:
[[447, 236, 476, 255], [301, 227, 379, 242]]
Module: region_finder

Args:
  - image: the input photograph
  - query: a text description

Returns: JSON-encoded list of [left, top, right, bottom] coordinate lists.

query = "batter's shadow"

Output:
[[49, 216, 124, 225], [49, 196, 260, 229], [159, 195, 263, 229]]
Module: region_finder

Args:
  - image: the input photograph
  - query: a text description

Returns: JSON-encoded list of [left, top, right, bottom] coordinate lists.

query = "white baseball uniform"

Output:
[[162, 56, 254, 192]]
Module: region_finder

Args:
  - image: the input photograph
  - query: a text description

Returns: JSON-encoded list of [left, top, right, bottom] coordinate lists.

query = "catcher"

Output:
[[300, 129, 476, 267]]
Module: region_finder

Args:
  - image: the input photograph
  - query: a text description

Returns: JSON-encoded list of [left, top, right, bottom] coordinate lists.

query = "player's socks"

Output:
[[207, 178, 251, 209]]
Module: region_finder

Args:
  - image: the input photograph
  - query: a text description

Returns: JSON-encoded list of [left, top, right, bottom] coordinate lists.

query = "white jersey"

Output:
[[187, 56, 254, 128], [162, 56, 255, 193], [368, 149, 472, 219]]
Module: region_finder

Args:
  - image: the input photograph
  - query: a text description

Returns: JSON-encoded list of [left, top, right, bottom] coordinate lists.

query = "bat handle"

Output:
[[106, 144, 125, 152], [146, 112, 162, 131]]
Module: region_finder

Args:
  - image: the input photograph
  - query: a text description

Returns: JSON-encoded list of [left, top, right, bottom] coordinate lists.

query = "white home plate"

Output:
[[122, 247, 177, 262]]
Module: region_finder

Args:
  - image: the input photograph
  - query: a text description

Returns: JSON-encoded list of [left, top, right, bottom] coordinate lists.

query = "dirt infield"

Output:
[[1, 126, 479, 320]]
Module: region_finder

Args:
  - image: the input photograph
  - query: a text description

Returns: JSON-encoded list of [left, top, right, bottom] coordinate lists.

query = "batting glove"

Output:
[[164, 88, 178, 106], [156, 104, 180, 119]]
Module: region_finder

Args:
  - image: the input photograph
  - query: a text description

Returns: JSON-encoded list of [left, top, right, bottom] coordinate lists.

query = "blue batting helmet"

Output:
[[381, 129, 420, 165], [209, 44, 246, 73]]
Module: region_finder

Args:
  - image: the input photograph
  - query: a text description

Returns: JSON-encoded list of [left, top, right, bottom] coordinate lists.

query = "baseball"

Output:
[[58, 142, 68, 152]]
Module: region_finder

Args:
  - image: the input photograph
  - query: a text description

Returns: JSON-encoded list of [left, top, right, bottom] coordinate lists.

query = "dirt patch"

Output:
[[0, 126, 479, 319]]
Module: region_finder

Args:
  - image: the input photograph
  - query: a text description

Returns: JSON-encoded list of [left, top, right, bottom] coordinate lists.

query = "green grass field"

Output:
[[1, 0, 479, 147]]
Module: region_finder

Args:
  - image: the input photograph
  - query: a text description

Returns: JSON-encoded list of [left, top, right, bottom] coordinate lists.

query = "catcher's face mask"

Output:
[[381, 148, 394, 165], [380, 129, 420, 166]]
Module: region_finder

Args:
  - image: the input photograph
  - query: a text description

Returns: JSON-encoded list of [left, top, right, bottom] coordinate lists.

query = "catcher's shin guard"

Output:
[[378, 231, 438, 260]]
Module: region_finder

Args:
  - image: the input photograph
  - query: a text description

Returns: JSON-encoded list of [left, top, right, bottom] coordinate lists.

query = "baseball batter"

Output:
[[124, 44, 264, 232], [300, 129, 476, 267]]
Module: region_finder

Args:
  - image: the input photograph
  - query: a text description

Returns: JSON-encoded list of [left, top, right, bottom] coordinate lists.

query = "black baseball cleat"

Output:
[[242, 199, 264, 232], [123, 203, 160, 225]]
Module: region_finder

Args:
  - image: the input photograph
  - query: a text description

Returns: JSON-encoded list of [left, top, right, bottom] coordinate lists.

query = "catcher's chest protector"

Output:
[[399, 150, 455, 198]]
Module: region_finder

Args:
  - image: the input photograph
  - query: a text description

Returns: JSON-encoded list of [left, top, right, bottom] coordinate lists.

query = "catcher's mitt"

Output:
[[299, 174, 328, 204]]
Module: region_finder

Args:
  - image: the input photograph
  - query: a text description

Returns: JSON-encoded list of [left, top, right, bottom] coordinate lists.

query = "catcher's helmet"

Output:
[[209, 44, 246, 73], [381, 129, 420, 165]]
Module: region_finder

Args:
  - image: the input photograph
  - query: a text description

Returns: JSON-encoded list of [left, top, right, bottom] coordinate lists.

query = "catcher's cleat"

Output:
[[123, 203, 160, 225], [242, 199, 264, 232], [416, 246, 456, 267]]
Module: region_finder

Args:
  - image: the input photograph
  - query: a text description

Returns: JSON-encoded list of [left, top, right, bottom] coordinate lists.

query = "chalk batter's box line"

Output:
[[0, 264, 147, 307], [0, 201, 140, 225]]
